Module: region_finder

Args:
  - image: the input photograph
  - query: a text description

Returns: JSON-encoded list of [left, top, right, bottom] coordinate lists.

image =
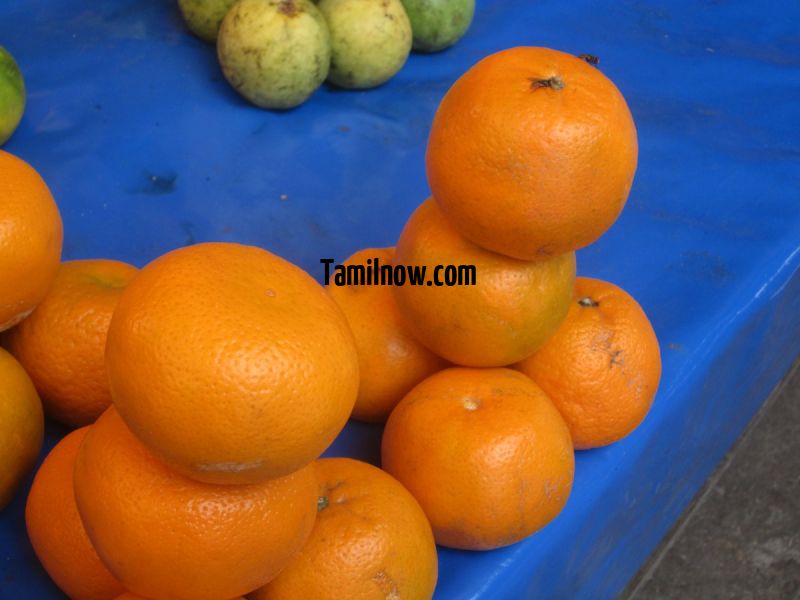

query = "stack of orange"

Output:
[[0, 45, 661, 600], [327, 47, 661, 552], [2, 148, 438, 599]]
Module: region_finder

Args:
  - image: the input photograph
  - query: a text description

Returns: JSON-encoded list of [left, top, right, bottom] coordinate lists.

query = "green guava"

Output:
[[217, 0, 331, 109], [400, 0, 474, 53], [0, 47, 25, 146], [178, 0, 238, 43], [317, 0, 412, 89]]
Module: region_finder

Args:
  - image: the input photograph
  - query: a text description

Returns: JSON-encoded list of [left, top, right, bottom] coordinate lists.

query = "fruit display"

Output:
[[0, 2, 667, 595], [179, 0, 474, 108]]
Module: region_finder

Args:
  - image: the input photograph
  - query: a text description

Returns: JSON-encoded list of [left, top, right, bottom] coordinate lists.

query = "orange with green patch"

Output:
[[393, 198, 575, 367], [4, 259, 138, 427]]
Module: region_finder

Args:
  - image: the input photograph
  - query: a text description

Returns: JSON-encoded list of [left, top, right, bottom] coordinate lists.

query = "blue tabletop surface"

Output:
[[1, 1, 799, 598]]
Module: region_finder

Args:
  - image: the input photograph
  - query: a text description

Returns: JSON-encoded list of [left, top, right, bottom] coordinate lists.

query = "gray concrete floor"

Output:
[[624, 359, 800, 599]]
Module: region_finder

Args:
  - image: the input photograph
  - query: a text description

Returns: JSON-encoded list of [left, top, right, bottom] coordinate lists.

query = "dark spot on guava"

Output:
[[278, 0, 299, 16]]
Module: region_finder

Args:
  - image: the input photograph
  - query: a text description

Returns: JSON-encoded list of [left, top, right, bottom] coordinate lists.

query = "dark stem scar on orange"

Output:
[[317, 496, 329, 511], [578, 297, 599, 307], [529, 76, 565, 91]]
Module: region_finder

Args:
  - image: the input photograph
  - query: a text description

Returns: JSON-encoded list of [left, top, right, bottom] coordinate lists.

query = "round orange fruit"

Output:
[[426, 47, 638, 260], [105, 242, 359, 484], [515, 277, 661, 449], [25, 427, 126, 600], [74, 407, 318, 600], [327, 247, 449, 422], [253, 457, 438, 600], [4, 259, 138, 427], [382, 367, 574, 550], [393, 198, 575, 367], [0, 346, 44, 509], [0, 150, 63, 331]]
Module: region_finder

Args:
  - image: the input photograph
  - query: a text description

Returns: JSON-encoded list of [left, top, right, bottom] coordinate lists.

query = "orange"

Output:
[[327, 247, 449, 422], [426, 47, 638, 260], [515, 277, 661, 449], [0, 346, 43, 508], [0, 150, 63, 331], [393, 198, 575, 367], [382, 367, 574, 550], [74, 407, 318, 600], [253, 457, 438, 600], [25, 427, 126, 600], [105, 242, 359, 484], [3, 259, 138, 427]]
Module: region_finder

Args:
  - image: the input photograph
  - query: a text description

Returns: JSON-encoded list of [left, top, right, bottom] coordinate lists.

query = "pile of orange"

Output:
[[0, 45, 660, 600], [332, 46, 660, 551]]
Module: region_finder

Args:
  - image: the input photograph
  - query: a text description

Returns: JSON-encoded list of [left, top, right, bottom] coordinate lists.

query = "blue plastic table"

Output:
[[2, 1, 799, 598]]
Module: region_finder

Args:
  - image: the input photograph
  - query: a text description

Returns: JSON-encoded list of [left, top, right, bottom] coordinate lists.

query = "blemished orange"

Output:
[[426, 47, 638, 260], [252, 457, 438, 600], [25, 427, 126, 600], [515, 277, 661, 449], [0, 150, 63, 331], [74, 407, 318, 600], [393, 198, 575, 367], [0, 347, 44, 509], [327, 247, 449, 422], [382, 367, 574, 550], [4, 259, 138, 427], [105, 242, 359, 484]]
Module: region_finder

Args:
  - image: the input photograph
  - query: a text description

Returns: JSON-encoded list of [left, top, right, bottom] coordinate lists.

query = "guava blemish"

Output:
[[278, 0, 299, 16]]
